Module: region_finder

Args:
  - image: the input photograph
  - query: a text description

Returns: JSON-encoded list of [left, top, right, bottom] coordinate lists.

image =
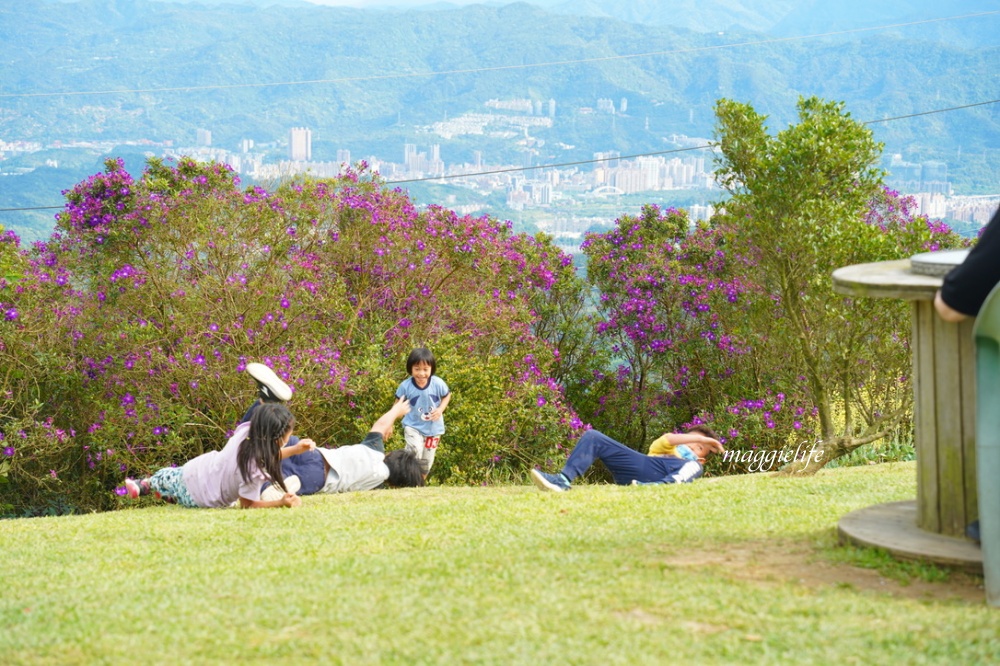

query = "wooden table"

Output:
[[832, 251, 983, 571]]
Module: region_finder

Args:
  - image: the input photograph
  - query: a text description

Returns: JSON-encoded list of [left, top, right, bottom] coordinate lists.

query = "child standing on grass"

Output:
[[123, 402, 315, 509], [394, 347, 451, 478]]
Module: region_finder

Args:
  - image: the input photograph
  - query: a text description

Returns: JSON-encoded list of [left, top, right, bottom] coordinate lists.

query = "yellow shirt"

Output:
[[647, 434, 678, 457], [648, 436, 698, 462]]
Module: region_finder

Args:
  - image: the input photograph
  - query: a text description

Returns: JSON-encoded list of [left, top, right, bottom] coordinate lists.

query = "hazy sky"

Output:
[[302, 0, 559, 7], [304, 1, 490, 5]]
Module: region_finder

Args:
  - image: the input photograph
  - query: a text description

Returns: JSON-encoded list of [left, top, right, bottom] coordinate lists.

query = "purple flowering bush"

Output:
[[0, 100, 972, 511], [0, 158, 583, 513], [577, 185, 963, 474], [579, 205, 807, 468]]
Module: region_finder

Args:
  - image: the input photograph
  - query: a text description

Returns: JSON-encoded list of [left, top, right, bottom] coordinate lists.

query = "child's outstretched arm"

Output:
[[239, 493, 302, 509], [280, 438, 317, 460]]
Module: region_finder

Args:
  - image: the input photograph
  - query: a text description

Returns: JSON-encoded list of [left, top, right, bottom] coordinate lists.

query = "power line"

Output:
[[386, 146, 709, 184], [1, 98, 997, 214], [0, 205, 64, 213], [0, 11, 995, 100], [388, 99, 1000, 183], [864, 99, 1000, 124]]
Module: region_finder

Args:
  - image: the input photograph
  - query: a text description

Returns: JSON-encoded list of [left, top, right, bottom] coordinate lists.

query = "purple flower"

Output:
[[2, 446, 14, 457], [115, 486, 127, 496]]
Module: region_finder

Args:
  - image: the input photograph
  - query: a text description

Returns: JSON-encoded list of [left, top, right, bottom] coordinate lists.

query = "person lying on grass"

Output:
[[530, 427, 724, 492], [238, 364, 425, 497], [123, 402, 315, 509], [260, 399, 426, 500]]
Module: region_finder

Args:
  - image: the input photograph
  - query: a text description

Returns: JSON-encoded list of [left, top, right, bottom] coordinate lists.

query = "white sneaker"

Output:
[[246, 362, 293, 402], [261, 474, 301, 502]]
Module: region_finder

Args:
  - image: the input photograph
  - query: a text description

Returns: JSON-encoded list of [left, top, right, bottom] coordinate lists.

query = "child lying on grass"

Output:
[[123, 402, 314, 509]]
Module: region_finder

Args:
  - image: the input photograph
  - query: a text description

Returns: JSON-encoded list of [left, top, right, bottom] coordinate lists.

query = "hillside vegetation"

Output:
[[1, 0, 996, 161]]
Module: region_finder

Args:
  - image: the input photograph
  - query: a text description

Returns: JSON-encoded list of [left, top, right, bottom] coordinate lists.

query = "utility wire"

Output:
[[386, 146, 710, 184], [389, 99, 1000, 183], [0, 11, 995, 99], [1, 98, 997, 213], [864, 99, 1000, 124]]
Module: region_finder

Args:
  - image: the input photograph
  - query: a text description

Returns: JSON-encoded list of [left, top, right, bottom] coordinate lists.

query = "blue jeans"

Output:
[[561, 430, 701, 485]]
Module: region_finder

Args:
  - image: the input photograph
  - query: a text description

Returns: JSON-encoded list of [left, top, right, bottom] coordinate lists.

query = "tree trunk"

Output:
[[773, 436, 854, 476]]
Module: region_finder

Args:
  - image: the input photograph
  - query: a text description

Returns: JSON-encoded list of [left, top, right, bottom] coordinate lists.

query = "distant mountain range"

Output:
[[145, 0, 1000, 42], [0, 0, 997, 238]]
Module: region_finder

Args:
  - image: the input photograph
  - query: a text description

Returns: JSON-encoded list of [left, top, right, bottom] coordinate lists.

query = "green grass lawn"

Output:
[[2, 461, 997, 665]]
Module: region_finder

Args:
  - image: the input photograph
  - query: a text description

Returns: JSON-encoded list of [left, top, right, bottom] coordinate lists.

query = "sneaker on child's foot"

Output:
[[530, 469, 571, 492], [261, 475, 301, 502], [283, 474, 301, 496], [246, 362, 293, 403], [260, 483, 283, 503], [123, 478, 147, 499]]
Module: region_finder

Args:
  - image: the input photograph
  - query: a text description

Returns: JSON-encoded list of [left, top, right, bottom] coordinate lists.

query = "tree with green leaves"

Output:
[[712, 96, 963, 473]]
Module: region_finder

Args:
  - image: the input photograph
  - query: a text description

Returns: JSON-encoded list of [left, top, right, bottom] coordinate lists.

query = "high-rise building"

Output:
[[594, 150, 620, 168], [404, 143, 419, 172], [196, 129, 212, 147], [530, 182, 552, 205], [637, 157, 660, 190], [289, 127, 312, 161], [428, 144, 444, 176]]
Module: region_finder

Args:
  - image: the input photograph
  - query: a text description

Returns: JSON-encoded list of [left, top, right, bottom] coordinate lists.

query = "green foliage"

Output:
[[825, 436, 916, 469], [711, 96, 965, 469], [0, 159, 582, 513]]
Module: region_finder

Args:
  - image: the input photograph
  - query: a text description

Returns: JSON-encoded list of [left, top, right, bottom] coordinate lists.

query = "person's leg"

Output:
[[403, 426, 423, 458], [146, 467, 199, 507], [261, 474, 301, 502], [239, 400, 261, 425], [421, 436, 439, 475], [561, 430, 657, 485], [246, 362, 293, 402], [402, 426, 432, 475]]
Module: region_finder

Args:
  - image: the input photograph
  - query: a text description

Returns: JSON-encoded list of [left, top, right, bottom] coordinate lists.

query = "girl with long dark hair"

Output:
[[123, 403, 315, 509]]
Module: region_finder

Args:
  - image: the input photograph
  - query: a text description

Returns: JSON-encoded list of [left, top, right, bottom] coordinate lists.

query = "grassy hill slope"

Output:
[[2, 462, 997, 664]]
